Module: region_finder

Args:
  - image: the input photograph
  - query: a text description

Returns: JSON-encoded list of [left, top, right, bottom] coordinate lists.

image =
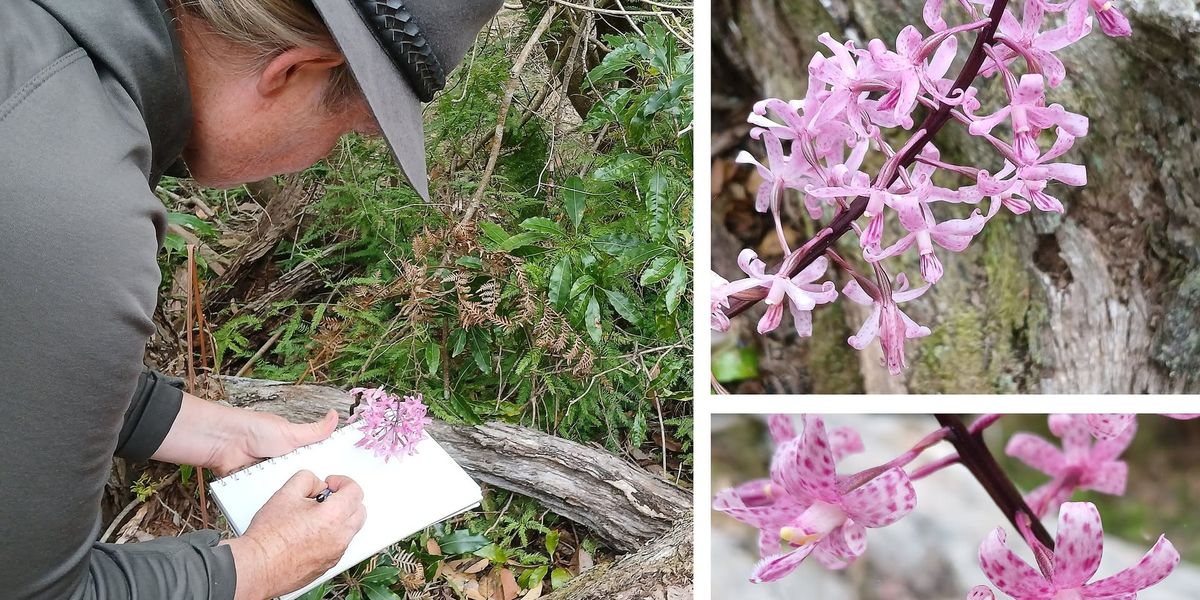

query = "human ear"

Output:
[[255, 47, 345, 97]]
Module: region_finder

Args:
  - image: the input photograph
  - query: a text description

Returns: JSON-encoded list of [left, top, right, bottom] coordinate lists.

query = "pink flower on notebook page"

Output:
[[348, 386, 432, 461]]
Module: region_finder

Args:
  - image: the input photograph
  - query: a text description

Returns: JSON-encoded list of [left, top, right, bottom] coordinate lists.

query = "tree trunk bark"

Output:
[[712, 0, 1200, 393]]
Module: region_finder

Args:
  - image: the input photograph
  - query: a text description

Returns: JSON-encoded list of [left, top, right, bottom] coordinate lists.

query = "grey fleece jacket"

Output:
[[0, 1, 236, 598]]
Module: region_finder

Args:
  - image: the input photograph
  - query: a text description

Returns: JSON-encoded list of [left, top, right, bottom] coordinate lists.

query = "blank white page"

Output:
[[209, 425, 481, 600]]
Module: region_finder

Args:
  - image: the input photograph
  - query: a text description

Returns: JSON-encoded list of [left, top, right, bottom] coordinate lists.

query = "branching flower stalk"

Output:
[[712, 0, 1134, 377], [714, 414, 1183, 598]]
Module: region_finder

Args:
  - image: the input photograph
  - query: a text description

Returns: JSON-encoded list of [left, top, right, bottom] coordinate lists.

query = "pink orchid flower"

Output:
[[842, 274, 932, 375], [713, 415, 864, 564], [974, 502, 1178, 599], [864, 25, 960, 128], [749, 415, 916, 582], [1085, 413, 1200, 440], [718, 250, 838, 336], [969, 74, 1088, 163], [711, 272, 731, 332], [968, 128, 1085, 214], [736, 132, 812, 214], [348, 387, 431, 461], [1046, 0, 1131, 38], [864, 192, 1000, 284], [983, 0, 1090, 87], [1005, 414, 1131, 517]]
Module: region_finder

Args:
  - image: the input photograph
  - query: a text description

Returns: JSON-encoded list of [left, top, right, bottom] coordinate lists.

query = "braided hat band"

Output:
[[351, 0, 447, 102]]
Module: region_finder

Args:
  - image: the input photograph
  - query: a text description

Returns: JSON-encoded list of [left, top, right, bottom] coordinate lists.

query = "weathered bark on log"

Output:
[[215, 376, 691, 554], [544, 516, 693, 600], [712, 0, 1200, 393]]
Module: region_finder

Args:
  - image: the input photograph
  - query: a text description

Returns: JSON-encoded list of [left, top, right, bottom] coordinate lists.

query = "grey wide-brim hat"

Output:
[[312, 0, 503, 200]]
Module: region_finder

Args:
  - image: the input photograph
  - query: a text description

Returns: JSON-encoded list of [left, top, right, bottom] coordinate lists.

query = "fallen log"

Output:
[[544, 516, 693, 600], [215, 376, 692, 555]]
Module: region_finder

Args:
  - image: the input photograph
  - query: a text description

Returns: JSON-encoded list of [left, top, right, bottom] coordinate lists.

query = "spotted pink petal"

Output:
[[1085, 414, 1135, 440], [839, 467, 917, 528], [1052, 502, 1105, 589], [967, 586, 995, 600], [770, 416, 840, 503], [1078, 460, 1127, 496], [813, 521, 867, 570], [978, 528, 1057, 598], [768, 414, 797, 444], [1006, 432, 1066, 476], [1081, 535, 1180, 596], [829, 426, 865, 462], [750, 545, 816, 583]]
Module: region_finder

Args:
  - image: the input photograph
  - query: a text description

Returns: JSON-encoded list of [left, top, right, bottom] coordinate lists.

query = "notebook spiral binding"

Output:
[[216, 426, 358, 483]]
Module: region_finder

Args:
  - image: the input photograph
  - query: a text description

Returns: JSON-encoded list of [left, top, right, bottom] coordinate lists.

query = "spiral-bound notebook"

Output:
[[208, 425, 481, 600]]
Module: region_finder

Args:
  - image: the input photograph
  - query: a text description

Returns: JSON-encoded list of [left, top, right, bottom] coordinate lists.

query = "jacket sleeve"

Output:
[[86, 532, 238, 600], [0, 8, 240, 597], [116, 366, 185, 460]]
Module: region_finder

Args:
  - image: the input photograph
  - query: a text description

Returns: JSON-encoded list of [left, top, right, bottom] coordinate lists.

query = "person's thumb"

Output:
[[288, 409, 339, 448]]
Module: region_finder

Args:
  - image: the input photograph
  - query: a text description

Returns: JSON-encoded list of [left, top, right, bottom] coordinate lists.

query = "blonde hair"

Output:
[[175, 0, 358, 108]]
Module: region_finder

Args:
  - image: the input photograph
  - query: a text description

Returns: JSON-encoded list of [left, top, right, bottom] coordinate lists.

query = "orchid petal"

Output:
[[978, 528, 1057, 598], [840, 467, 917, 528], [1082, 536, 1180, 596], [1006, 432, 1066, 475], [1052, 502, 1105, 589]]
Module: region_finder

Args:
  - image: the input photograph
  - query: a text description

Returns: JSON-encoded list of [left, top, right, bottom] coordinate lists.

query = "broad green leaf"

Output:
[[593, 153, 645, 182], [549, 255, 573, 309], [178, 464, 193, 486], [551, 567, 574, 589], [450, 392, 482, 425], [455, 256, 484, 270], [563, 176, 586, 229], [520, 216, 564, 237], [474, 543, 508, 564], [361, 566, 400, 585], [640, 256, 677, 286], [593, 233, 643, 256], [479, 221, 511, 247], [167, 211, 217, 237], [437, 529, 490, 555], [712, 346, 759, 382], [603, 289, 641, 324], [665, 261, 687, 314], [569, 274, 596, 299], [585, 293, 602, 344], [346, 588, 362, 600], [361, 582, 402, 600], [545, 530, 560, 556], [450, 329, 467, 357], [498, 231, 549, 252], [471, 329, 491, 374], [520, 565, 549, 589], [425, 343, 440, 376], [298, 583, 330, 600]]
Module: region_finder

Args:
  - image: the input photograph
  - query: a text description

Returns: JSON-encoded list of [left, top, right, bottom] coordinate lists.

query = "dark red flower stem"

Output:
[[724, 0, 1011, 319], [936, 414, 1055, 549]]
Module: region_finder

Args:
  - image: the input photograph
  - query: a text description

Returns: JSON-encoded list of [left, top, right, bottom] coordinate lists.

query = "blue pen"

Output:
[[313, 487, 334, 503]]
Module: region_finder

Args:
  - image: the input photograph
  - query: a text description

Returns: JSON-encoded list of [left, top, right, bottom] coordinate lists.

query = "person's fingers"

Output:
[[279, 469, 326, 497], [323, 474, 364, 505], [287, 409, 339, 448]]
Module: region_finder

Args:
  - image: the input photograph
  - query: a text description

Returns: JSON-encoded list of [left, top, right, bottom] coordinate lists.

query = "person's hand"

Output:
[[212, 409, 340, 475], [222, 470, 366, 600]]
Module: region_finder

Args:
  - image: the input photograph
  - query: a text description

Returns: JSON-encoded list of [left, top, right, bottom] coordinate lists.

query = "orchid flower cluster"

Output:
[[711, 0, 1133, 376], [348, 386, 432, 461], [714, 414, 1189, 598]]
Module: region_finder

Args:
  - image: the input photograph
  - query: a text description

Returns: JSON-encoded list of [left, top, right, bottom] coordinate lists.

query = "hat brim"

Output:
[[312, 0, 430, 200]]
